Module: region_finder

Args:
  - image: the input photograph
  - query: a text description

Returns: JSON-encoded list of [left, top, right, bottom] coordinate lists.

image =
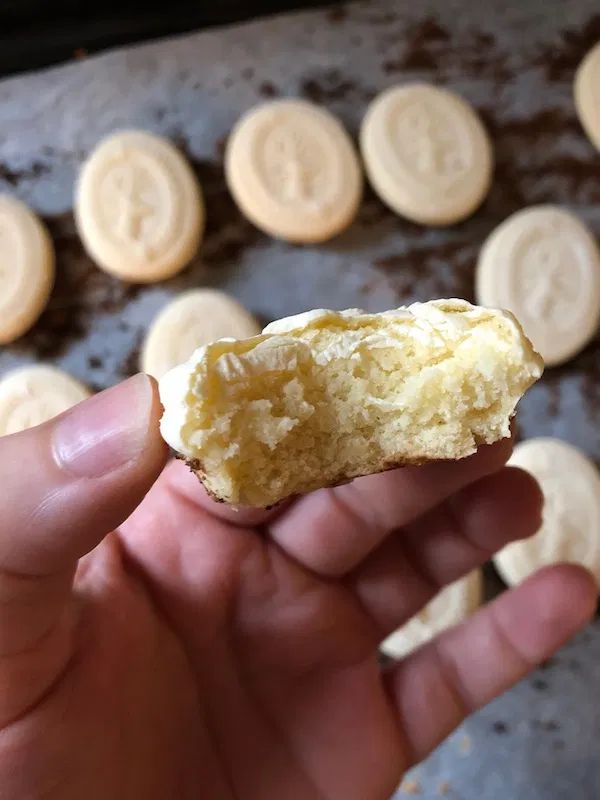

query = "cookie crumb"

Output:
[[458, 734, 472, 755], [532, 678, 549, 692], [492, 721, 509, 734], [438, 781, 451, 796], [400, 777, 422, 795], [258, 81, 279, 98]]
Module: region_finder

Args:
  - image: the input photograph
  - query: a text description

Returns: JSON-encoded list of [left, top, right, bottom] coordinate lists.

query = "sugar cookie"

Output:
[[476, 205, 600, 367], [381, 571, 482, 659], [494, 438, 600, 585], [360, 84, 493, 225], [0, 365, 90, 436], [225, 100, 362, 242], [0, 195, 54, 344], [141, 289, 261, 380], [75, 130, 204, 282], [159, 299, 542, 507], [574, 40, 600, 151]]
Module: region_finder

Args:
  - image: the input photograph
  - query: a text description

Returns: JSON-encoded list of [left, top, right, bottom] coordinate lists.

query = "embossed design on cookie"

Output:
[[516, 231, 579, 328], [97, 153, 172, 257], [112, 163, 158, 244], [389, 96, 472, 189], [258, 121, 334, 211]]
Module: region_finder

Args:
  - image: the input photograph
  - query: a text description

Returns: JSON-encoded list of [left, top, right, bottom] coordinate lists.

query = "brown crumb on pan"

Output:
[[438, 781, 451, 796], [458, 734, 472, 755], [73, 48, 88, 60], [400, 778, 422, 795]]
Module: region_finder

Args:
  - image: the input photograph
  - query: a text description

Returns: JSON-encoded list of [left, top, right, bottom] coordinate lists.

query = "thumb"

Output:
[[0, 374, 167, 722], [0, 373, 167, 575]]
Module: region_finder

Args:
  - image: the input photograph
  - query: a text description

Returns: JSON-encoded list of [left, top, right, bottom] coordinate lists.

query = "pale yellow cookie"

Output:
[[0, 365, 90, 436], [75, 130, 204, 282], [0, 195, 55, 344], [141, 289, 261, 380], [476, 205, 600, 367], [381, 571, 482, 659], [574, 40, 600, 151], [360, 84, 493, 225], [225, 100, 362, 243], [159, 299, 542, 507], [494, 438, 600, 585]]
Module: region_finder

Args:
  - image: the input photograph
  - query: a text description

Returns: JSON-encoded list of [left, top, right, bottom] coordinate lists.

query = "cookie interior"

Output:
[[160, 300, 543, 507]]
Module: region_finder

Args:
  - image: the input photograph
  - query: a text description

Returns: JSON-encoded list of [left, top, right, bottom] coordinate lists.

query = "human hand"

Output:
[[0, 374, 594, 799]]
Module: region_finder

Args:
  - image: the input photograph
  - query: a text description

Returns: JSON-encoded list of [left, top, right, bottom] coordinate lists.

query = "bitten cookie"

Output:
[[159, 299, 542, 507]]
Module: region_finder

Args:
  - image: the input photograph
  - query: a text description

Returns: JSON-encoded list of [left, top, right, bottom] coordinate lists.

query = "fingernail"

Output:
[[52, 374, 154, 478]]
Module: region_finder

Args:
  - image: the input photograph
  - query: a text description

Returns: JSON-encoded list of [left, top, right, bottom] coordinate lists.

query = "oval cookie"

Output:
[[360, 84, 493, 225], [476, 205, 600, 367], [141, 289, 261, 379], [0, 195, 55, 344], [0, 365, 90, 436], [381, 571, 482, 659], [225, 100, 362, 242], [494, 438, 600, 585], [574, 40, 600, 151], [75, 130, 204, 282]]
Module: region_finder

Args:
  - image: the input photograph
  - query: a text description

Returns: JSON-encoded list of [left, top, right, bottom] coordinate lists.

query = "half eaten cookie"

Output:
[[159, 299, 543, 507]]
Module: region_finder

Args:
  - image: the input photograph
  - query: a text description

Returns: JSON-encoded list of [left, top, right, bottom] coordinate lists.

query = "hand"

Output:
[[0, 374, 594, 800]]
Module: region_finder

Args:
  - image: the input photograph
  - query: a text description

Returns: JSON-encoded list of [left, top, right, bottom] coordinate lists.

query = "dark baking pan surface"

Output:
[[0, 0, 341, 77]]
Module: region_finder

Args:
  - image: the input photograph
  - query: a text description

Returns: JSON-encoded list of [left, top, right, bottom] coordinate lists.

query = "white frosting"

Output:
[[262, 308, 337, 333], [214, 338, 305, 381], [262, 299, 519, 336], [158, 361, 194, 454]]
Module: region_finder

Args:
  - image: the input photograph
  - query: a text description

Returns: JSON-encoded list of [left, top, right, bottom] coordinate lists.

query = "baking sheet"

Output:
[[0, 1, 599, 796]]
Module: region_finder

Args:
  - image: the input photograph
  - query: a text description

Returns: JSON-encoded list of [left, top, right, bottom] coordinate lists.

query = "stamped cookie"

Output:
[[225, 100, 362, 242], [360, 84, 493, 225], [75, 130, 204, 282], [0, 195, 55, 344], [0, 365, 90, 436], [381, 571, 482, 659], [575, 40, 600, 151], [476, 205, 600, 367], [141, 289, 261, 380], [494, 438, 600, 585]]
